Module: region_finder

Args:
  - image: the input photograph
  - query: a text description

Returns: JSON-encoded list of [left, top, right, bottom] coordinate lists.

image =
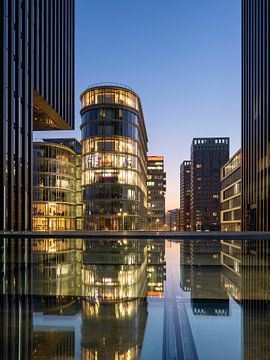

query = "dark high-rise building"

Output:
[[242, 1, 270, 231], [80, 84, 148, 230], [147, 156, 166, 230], [180, 160, 191, 231], [0, 0, 75, 231], [190, 138, 229, 231]]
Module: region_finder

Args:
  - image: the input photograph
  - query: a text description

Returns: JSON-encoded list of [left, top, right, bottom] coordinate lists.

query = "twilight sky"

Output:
[[35, 0, 241, 210]]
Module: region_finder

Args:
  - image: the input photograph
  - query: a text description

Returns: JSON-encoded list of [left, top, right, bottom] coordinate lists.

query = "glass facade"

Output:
[[221, 150, 241, 232], [33, 140, 82, 231], [242, 0, 270, 231], [180, 161, 191, 231], [80, 85, 148, 230], [147, 156, 166, 230], [0, 0, 75, 231]]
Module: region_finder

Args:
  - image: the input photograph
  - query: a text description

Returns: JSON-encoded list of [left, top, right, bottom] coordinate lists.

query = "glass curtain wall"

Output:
[[33, 142, 80, 231], [80, 85, 148, 230]]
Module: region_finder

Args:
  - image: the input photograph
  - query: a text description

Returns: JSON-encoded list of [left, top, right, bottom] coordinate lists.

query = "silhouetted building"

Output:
[[242, 0, 270, 231], [33, 139, 82, 230], [166, 209, 180, 231], [180, 161, 191, 231], [0, 0, 75, 231], [221, 150, 241, 231], [80, 84, 148, 230], [190, 138, 229, 231], [147, 156, 166, 230]]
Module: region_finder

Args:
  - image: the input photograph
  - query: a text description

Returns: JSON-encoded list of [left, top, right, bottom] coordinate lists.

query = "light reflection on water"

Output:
[[0, 237, 269, 359]]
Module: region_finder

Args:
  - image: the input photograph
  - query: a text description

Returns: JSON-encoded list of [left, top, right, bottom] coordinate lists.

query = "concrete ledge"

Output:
[[1, 231, 270, 240]]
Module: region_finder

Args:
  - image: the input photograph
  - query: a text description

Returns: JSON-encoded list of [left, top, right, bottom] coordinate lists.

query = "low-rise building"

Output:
[[33, 139, 82, 231], [220, 150, 241, 231]]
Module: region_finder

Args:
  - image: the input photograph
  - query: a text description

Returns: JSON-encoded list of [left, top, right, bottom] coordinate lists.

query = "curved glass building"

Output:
[[33, 140, 82, 231], [80, 84, 148, 230]]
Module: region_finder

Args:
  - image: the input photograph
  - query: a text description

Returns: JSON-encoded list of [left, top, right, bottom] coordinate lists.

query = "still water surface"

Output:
[[0, 238, 268, 359]]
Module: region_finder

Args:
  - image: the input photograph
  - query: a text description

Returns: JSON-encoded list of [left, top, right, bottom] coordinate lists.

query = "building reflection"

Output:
[[241, 240, 270, 360], [189, 239, 229, 316], [180, 239, 229, 316], [81, 239, 148, 359], [31, 238, 82, 296], [179, 240, 191, 292], [0, 238, 32, 360], [147, 240, 166, 297], [221, 240, 241, 303]]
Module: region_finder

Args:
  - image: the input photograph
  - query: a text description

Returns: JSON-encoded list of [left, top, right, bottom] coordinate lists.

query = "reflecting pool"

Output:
[[0, 237, 269, 359]]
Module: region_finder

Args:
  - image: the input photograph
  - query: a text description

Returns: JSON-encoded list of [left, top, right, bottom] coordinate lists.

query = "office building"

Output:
[[166, 208, 180, 231], [147, 156, 166, 230], [220, 150, 241, 231], [190, 138, 229, 231], [80, 84, 148, 230], [242, 0, 270, 231], [180, 160, 191, 231], [0, 0, 75, 231], [33, 139, 82, 231]]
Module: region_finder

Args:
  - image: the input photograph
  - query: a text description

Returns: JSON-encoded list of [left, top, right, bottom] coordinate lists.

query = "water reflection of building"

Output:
[[0, 238, 33, 359], [81, 239, 148, 359], [147, 240, 166, 297], [31, 238, 82, 296], [190, 240, 229, 316], [179, 240, 191, 292], [242, 240, 270, 360], [221, 240, 241, 302], [32, 297, 81, 359]]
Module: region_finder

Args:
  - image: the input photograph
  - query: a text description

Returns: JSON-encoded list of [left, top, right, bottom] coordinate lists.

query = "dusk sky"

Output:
[[35, 0, 241, 210]]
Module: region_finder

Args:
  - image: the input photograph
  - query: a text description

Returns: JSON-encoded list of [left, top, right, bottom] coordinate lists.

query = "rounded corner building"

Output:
[[80, 83, 148, 230]]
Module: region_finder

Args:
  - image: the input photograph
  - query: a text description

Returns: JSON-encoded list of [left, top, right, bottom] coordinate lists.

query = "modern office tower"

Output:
[[220, 150, 241, 232], [80, 84, 148, 230], [0, 0, 75, 231], [147, 156, 166, 230], [180, 161, 191, 231], [242, 1, 269, 231], [190, 138, 229, 231], [166, 208, 180, 231], [33, 139, 82, 231]]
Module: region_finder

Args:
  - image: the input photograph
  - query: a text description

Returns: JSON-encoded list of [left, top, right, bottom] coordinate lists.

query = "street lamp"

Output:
[[156, 218, 160, 231], [117, 211, 127, 231]]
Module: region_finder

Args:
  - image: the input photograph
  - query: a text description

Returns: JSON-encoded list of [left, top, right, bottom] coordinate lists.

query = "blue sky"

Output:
[[35, 0, 241, 210]]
